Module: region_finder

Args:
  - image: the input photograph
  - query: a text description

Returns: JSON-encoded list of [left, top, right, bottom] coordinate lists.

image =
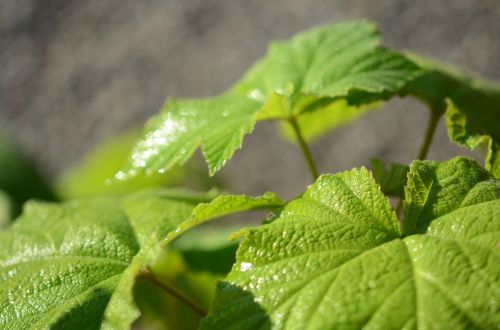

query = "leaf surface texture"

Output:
[[204, 157, 500, 329]]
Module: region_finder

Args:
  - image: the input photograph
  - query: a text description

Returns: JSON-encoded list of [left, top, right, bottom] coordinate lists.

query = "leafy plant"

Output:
[[1, 19, 499, 329]]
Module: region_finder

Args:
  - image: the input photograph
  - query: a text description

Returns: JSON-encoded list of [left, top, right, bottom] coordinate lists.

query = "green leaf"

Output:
[[203, 157, 500, 329], [93, 189, 214, 329], [165, 192, 284, 244], [370, 158, 409, 197], [0, 199, 135, 329], [445, 92, 500, 178], [402, 157, 497, 234], [233, 21, 420, 107], [119, 95, 261, 177], [405, 54, 500, 178], [121, 20, 421, 178], [0, 132, 57, 223], [0, 190, 208, 329]]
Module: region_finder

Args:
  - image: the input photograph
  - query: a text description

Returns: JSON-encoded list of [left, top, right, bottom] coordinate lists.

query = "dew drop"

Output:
[[240, 262, 253, 272]]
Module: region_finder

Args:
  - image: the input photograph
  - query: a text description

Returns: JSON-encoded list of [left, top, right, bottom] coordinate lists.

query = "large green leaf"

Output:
[[203, 157, 500, 329], [0, 198, 136, 329], [0, 189, 281, 329], [405, 54, 500, 178], [233, 21, 420, 108], [120, 20, 421, 178], [0, 191, 209, 329]]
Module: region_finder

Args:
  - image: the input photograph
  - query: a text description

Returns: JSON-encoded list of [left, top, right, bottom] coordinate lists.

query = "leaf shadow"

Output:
[[50, 287, 111, 329], [201, 282, 271, 330]]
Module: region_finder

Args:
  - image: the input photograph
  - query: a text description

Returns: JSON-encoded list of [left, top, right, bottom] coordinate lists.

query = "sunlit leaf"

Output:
[[204, 157, 500, 329], [0, 190, 209, 329], [121, 20, 421, 178]]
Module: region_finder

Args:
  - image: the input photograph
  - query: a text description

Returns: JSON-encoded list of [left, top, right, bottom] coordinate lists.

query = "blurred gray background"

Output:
[[1, 0, 500, 199]]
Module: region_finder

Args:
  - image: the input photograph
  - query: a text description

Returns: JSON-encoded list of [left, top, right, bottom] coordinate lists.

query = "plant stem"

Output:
[[395, 198, 404, 219], [289, 117, 319, 180], [416, 109, 441, 160], [139, 269, 208, 317]]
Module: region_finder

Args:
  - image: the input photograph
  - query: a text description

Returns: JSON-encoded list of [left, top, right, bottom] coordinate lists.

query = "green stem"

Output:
[[395, 198, 404, 219], [416, 109, 441, 160], [289, 117, 319, 180], [139, 269, 207, 317]]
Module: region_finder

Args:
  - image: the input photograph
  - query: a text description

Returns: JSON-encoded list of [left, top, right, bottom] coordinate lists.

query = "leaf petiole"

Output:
[[288, 117, 319, 180], [417, 108, 442, 160], [138, 268, 208, 317]]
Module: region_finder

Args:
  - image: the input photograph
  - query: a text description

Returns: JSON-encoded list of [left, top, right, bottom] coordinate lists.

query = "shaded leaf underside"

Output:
[[405, 54, 500, 178]]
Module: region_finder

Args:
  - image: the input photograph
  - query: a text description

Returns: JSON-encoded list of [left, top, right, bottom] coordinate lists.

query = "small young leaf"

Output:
[[203, 157, 500, 329], [121, 20, 421, 178], [370, 158, 409, 197], [402, 157, 497, 234], [164, 192, 284, 244], [405, 54, 500, 178]]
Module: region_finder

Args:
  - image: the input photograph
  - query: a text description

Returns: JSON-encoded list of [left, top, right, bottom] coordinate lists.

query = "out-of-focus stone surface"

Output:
[[1, 0, 499, 199]]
